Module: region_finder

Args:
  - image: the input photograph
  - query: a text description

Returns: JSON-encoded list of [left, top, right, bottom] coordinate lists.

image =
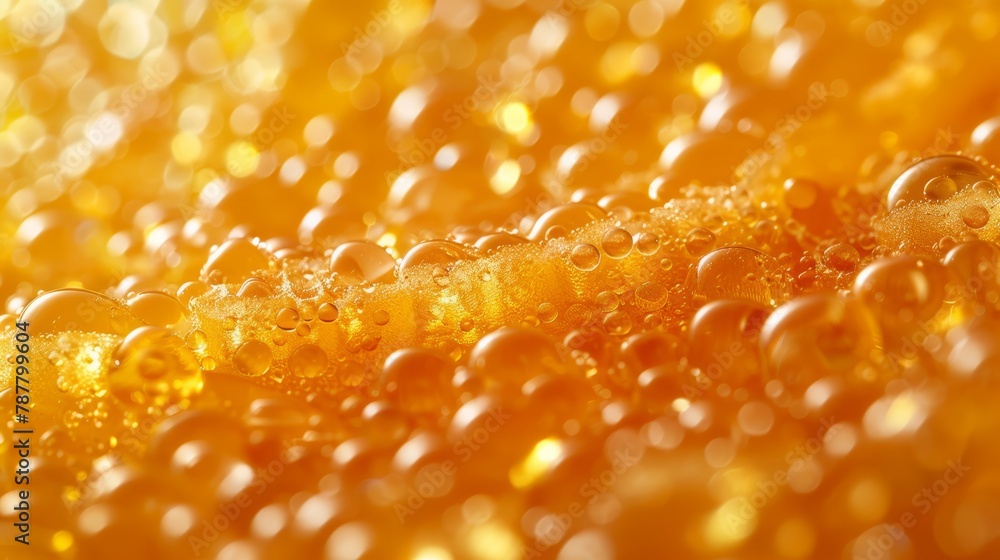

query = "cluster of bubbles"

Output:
[[3, 0, 1000, 559]]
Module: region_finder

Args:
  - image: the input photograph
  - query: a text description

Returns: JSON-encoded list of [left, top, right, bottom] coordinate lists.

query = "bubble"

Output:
[[373, 310, 390, 326], [380, 348, 455, 413], [635, 232, 660, 255], [603, 310, 632, 335], [596, 291, 619, 312], [432, 267, 450, 286], [634, 282, 668, 312], [570, 244, 601, 271], [238, 278, 275, 298], [289, 344, 329, 378], [537, 302, 558, 323], [127, 292, 188, 328], [684, 227, 716, 256], [823, 243, 860, 272], [697, 247, 791, 306], [399, 240, 472, 276], [601, 228, 633, 258], [330, 241, 397, 284], [202, 239, 270, 284], [318, 303, 340, 322], [233, 340, 272, 377], [924, 176, 958, 200], [887, 155, 992, 209], [109, 326, 203, 407], [186, 330, 208, 351], [784, 178, 819, 209], [276, 308, 300, 330], [19, 289, 142, 336], [528, 203, 607, 241], [961, 204, 990, 229]]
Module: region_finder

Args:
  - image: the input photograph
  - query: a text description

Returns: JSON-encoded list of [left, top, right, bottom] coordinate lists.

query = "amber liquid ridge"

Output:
[[2, 0, 1000, 559]]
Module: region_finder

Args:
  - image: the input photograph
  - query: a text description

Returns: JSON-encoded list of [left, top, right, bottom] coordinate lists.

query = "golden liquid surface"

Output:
[[2, 0, 1000, 559]]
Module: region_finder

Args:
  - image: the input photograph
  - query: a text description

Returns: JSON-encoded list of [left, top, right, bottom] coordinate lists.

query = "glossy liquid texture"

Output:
[[3, 1, 1000, 560]]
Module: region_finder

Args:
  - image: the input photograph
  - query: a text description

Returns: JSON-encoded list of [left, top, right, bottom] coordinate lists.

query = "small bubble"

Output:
[[923, 176, 957, 200], [276, 307, 300, 330], [432, 267, 450, 286], [971, 180, 999, 198], [636, 232, 660, 255], [186, 329, 208, 351], [601, 228, 633, 258], [823, 243, 860, 271], [318, 303, 339, 322], [373, 310, 390, 326], [570, 244, 601, 270], [684, 227, 716, 256], [537, 302, 558, 323], [289, 344, 328, 378], [961, 205, 990, 229], [233, 340, 272, 377], [596, 291, 619, 312], [603, 310, 632, 335]]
